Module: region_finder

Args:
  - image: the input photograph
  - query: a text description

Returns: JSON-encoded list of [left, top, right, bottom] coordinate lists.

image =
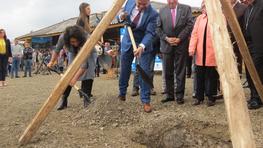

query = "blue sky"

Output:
[[0, 0, 202, 39]]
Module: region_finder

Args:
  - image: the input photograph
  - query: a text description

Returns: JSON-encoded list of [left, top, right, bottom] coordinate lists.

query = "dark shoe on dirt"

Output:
[[161, 98, 175, 104], [207, 100, 216, 107], [118, 95, 126, 101], [248, 99, 262, 110], [83, 97, 91, 108], [57, 97, 68, 111], [131, 89, 139, 97], [193, 99, 204, 106]]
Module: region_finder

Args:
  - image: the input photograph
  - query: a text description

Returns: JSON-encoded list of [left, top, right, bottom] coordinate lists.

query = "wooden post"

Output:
[[220, 0, 263, 102], [205, 0, 256, 148], [19, 0, 126, 145]]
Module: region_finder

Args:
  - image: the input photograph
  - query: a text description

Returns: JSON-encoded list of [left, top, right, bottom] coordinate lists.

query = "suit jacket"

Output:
[[120, 0, 158, 54], [157, 4, 194, 54], [189, 14, 216, 67], [235, 0, 263, 55]]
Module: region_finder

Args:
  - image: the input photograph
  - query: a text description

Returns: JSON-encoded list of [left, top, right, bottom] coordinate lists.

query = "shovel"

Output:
[[44, 63, 90, 99], [126, 26, 154, 89]]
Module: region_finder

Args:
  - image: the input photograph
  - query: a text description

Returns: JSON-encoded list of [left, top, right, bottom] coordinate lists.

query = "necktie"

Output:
[[171, 9, 176, 28], [132, 11, 141, 27]]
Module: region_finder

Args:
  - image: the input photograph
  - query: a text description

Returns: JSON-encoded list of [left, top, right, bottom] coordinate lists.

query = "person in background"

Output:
[[23, 42, 34, 77], [11, 39, 23, 78], [0, 29, 12, 88], [189, 1, 219, 106], [157, 0, 194, 104], [232, 0, 263, 109]]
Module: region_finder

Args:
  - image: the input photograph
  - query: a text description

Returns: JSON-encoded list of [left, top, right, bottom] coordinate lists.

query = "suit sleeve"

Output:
[[189, 17, 200, 55], [140, 12, 158, 49], [156, 11, 167, 41], [178, 6, 194, 41]]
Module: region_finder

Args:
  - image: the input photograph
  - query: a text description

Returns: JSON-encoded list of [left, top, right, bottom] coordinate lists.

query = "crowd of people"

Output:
[[0, 32, 55, 87], [116, 0, 263, 113], [0, 0, 262, 114]]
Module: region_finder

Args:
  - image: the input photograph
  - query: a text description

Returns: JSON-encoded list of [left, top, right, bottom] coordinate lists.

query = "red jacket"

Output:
[[189, 14, 216, 67]]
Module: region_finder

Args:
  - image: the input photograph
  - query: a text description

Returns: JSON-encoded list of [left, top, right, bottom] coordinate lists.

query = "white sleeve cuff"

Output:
[[139, 43, 145, 50]]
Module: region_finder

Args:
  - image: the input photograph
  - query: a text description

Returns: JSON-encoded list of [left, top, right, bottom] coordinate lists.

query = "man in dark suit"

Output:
[[118, 0, 158, 113], [232, 0, 263, 109], [157, 0, 194, 104]]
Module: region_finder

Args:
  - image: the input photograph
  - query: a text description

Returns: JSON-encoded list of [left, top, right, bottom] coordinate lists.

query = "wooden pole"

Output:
[[19, 0, 126, 145], [220, 0, 263, 102], [205, 0, 256, 148]]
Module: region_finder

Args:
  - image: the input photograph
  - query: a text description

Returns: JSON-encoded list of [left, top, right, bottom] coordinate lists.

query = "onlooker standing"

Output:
[[157, 0, 194, 104], [11, 39, 23, 78], [232, 0, 263, 109], [0, 29, 12, 87], [23, 42, 34, 77], [189, 1, 219, 107]]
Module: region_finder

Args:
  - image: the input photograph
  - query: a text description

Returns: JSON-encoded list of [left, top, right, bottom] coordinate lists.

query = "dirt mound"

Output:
[[0, 74, 262, 147]]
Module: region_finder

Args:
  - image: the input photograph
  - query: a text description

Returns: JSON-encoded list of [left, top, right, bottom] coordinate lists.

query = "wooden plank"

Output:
[[18, 0, 126, 145], [205, 0, 256, 147], [220, 0, 263, 102]]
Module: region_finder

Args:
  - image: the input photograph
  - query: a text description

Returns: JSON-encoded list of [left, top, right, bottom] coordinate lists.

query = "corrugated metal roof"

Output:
[[17, 1, 200, 40]]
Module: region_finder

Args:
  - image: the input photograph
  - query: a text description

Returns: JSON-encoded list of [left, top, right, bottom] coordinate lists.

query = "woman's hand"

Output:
[[189, 51, 195, 57]]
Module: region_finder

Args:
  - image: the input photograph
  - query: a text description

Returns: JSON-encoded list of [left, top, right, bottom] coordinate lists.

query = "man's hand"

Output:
[[166, 37, 181, 46], [134, 46, 144, 57], [120, 12, 129, 21], [189, 51, 195, 57]]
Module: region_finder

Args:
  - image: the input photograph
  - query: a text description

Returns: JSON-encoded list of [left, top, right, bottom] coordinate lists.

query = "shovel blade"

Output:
[[136, 64, 154, 89]]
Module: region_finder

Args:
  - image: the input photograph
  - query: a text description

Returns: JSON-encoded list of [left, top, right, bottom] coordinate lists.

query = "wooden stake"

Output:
[[220, 0, 263, 102], [19, 0, 126, 145], [205, 0, 256, 148]]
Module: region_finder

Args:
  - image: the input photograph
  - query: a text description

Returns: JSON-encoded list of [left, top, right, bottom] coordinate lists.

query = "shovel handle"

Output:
[[127, 26, 137, 52]]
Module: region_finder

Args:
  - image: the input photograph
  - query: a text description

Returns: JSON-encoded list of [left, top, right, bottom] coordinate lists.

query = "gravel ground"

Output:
[[0, 73, 262, 148]]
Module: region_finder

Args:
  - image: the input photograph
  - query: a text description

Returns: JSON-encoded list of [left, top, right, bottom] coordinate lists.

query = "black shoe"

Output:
[[207, 99, 216, 107], [176, 98, 185, 105], [83, 96, 91, 108], [57, 97, 68, 110], [187, 74, 191, 78], [151, 89, 157, 96], [118, 95, 126, 101], [131, 89, 139, 97], [193, 99, 204, 106], [23, 75, 27, 78], [213, 94, 223, 100], [248, 100, 262, 110], [15, 76, 20, 78], [161, 91, 167, 95], [161, 98, 175, 103]]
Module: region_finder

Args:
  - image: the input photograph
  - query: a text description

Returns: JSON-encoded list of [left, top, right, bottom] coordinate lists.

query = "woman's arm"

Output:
[[69, 68, 86, 86]]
